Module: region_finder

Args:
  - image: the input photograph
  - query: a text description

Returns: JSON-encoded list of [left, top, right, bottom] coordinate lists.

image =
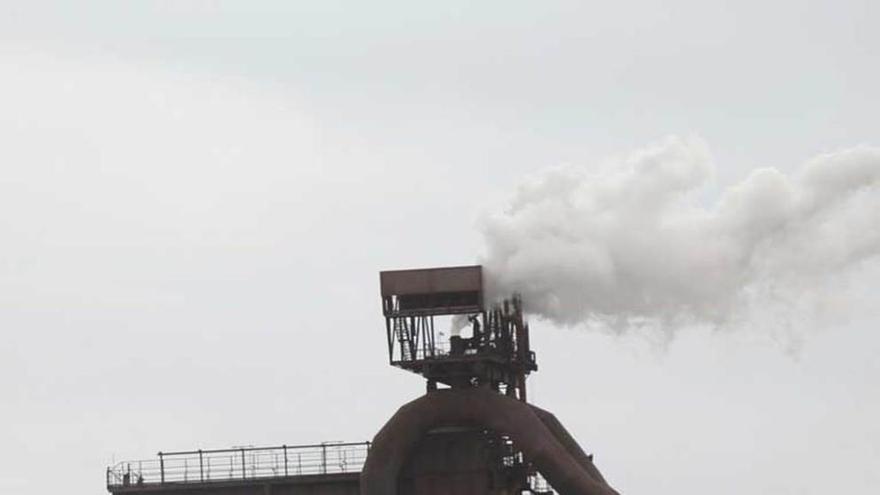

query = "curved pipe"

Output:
[[530, 404, 610, 486], [360, 388, 618, 495]]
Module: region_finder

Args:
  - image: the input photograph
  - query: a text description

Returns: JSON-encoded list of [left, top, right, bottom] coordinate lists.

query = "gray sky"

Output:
[[1, 2, 878, 494]]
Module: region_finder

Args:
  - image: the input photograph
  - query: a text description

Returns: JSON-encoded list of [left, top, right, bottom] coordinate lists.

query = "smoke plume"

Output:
[[481, 136, 880, 330]]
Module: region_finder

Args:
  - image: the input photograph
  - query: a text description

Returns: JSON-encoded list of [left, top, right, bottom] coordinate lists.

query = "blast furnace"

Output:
[[106, 265, 618, 495]]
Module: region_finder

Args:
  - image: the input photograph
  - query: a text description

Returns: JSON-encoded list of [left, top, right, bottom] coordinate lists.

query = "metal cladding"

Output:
[[360, 388, 619, 495], [380, 265, 483, 316]]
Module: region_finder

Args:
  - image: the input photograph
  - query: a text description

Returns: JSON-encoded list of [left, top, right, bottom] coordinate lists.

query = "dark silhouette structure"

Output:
[[365, 266, 617, 495], [379, 265, 536, 400], [107, 443, 366, 495], [107, 265, 618, 495]]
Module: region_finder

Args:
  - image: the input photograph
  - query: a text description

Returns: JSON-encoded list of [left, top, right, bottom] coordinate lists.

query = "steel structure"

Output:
[[107, 442, 370, 489], [380, 265, 537, 401], [373, 265, 559, 494], [106, 264, 619, 495]]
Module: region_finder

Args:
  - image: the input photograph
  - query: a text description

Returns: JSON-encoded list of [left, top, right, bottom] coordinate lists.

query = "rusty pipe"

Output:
[[530, 404, 612, 487], [360, 388, 618, 495]]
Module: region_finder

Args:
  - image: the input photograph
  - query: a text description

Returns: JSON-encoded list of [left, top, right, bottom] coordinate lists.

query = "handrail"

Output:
[[159, 441, 370, 457], [107, 441, 370, 488]]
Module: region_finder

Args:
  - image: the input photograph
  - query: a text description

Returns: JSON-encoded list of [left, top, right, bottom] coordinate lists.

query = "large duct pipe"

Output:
[[360, 388, 619, 495], [529, 404, 610, 486]]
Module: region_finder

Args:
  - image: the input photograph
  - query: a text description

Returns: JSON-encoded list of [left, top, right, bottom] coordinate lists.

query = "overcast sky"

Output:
[[1, 2, 878, 494]]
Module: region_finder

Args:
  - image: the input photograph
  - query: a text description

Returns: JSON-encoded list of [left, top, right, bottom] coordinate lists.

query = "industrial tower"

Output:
[[105, 265, 618, 495], [361, 265, 618, 495]]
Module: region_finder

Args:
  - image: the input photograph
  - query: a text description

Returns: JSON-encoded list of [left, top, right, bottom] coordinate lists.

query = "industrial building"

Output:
[[106, 266, 618, 495]]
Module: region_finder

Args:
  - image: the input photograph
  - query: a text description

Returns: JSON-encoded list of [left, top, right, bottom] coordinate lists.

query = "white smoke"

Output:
[[480, 136, 880, 330], [450, 314, 470, 336]]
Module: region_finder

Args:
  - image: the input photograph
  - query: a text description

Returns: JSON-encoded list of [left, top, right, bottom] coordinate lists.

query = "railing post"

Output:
[[321, 443, 327, 474], [283, 445, 288, 477], [158, 452, 165, 484], [199, 450, 204, 482], [241, 448, 246, 479]]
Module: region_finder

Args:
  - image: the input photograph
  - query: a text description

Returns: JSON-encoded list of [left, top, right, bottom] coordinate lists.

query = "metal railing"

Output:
[[107, 441, 370, 488], [397, 338, 450, 361], [395, 339, 528, 363]]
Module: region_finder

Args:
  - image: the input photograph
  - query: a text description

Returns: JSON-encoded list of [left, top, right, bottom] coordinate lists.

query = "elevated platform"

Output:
[[108, 472, 360, 495], [106, 438, 556, 495], [380, 265, 536, 399], [107, 442, 368, 495]]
